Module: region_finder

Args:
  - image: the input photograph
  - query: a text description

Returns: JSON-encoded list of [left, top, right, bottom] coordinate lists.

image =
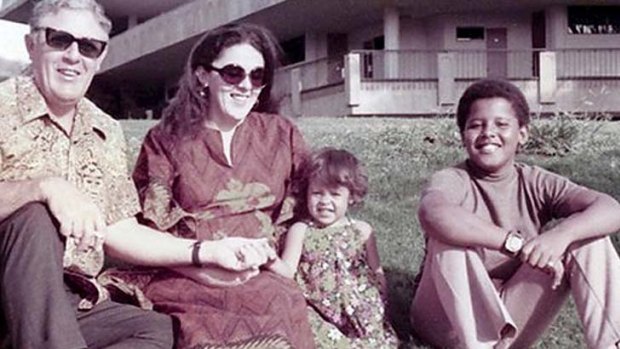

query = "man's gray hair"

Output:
[[30, 0, 112, 35]]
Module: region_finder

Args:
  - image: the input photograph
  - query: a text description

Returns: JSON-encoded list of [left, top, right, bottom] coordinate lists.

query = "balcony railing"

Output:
[[557, 48, 620, 78], [275, 48, 620, 95], [273, 56, 342, 99]]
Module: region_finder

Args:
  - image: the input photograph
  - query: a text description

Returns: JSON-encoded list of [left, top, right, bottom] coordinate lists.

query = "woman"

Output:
[[111, 23, 314, 349]]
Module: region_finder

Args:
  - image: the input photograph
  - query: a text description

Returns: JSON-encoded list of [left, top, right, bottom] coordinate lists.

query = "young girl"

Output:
[[268, 148, 398, 348]]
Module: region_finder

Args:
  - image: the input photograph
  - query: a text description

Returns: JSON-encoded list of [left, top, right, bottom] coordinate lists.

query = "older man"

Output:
[[0, 1, 275, 348]]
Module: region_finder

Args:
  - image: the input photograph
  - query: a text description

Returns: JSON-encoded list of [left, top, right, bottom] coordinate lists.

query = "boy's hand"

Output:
[[544, 259, 565, 290], [520, 231, 570, 270], [520, 231, 571, 289]]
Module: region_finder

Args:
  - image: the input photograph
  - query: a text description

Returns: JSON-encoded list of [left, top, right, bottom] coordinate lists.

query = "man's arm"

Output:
[[172, 266, 260, 288], [105, 217, 276, 270], [0, 177, 105, 251], [0, 179, 45, 222]]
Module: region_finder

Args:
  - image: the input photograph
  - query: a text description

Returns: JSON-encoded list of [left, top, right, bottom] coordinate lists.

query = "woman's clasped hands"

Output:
[[193, 237, 277, 287], [209, 237, 277, 270]]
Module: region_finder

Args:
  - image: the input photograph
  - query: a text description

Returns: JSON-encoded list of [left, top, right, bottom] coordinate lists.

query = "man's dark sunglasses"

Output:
[[35, 27, 107, 59], [207, 64, 266, 89]]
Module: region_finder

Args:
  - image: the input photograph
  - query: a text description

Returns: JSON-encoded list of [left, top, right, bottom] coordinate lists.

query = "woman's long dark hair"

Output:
[[161, 23, 282, 138]]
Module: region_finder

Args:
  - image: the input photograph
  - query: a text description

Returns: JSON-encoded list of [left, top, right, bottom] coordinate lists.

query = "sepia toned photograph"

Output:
[[1, 1, 619, 348]]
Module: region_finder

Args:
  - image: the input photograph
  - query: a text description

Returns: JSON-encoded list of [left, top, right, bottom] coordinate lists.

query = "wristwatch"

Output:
[[191, 240, 204, 267], [502, 230, 524, 256]]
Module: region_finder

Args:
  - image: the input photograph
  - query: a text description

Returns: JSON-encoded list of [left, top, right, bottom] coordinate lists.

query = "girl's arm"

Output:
[[266, 222, 308, 278], [106, 219, 275, 268], [358, 221, 388, 295]]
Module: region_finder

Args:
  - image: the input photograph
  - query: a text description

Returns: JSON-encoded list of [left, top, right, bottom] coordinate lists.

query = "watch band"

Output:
[[191, 240, 203, 267]]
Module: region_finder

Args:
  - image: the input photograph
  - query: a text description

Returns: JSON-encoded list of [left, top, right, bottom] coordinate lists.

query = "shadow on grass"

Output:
[[384, 267, 432, 348]]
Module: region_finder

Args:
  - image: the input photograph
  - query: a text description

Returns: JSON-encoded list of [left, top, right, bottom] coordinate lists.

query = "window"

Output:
[[363, 36, 384, 50], [568, 6, 620, 34], [456, 27, 484, 41], [280, 36, 305, 65]]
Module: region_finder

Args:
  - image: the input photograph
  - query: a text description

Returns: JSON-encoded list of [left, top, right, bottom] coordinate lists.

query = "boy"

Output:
[[410, 79, 620, 349]]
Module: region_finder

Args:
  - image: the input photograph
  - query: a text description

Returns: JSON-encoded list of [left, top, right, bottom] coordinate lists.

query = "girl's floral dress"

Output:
[[295, 219, 398, 348]]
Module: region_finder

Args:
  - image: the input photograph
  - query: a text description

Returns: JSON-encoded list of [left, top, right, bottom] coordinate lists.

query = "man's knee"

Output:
[[2, 202, 57, 231], [3, 202, 55, 230], [0, 202, 62, 259]]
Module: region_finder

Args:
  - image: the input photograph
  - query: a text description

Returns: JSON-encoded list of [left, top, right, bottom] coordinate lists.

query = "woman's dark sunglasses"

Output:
[[207, 64, 266, 89], [35, 27, 107, 59]]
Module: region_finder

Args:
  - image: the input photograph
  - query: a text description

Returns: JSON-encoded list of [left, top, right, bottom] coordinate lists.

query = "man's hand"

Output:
[[40, 177, 106, 251], [200, 237, 276, 271]]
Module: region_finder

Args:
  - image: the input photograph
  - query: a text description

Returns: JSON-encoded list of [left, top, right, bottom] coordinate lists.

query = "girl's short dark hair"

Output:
[[293, 148, 368, 219], [456, 78, 530, 133]]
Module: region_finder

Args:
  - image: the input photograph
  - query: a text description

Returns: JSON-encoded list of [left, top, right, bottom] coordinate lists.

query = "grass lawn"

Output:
[[121, 116, 620, 349]]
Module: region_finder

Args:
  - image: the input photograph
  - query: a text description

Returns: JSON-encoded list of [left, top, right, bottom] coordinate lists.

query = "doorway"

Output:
[[327, 33, 348, 84], [486, 28, 507, 78]]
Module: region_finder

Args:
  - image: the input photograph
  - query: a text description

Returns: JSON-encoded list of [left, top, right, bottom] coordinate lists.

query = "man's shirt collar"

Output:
[[15, 76, 108, 139]]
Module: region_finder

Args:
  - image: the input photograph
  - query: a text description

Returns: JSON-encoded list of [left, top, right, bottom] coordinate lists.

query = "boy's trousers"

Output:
[[411, 237, 620, 349]]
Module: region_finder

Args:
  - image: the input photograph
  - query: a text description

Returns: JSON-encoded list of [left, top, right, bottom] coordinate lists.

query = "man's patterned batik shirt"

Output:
[[0, 76, 140, 308]]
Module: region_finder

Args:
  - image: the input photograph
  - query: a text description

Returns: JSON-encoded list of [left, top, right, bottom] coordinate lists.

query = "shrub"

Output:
[[523, 111, 612, 156]]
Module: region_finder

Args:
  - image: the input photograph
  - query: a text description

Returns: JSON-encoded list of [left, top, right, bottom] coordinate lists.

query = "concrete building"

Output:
[[2, 0, 620, 118]]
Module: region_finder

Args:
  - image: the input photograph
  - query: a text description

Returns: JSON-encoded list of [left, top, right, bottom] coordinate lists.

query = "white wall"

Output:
[[0, 19, 29, 79]]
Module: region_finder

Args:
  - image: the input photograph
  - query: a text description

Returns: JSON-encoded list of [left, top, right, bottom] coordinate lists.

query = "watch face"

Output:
[[506, 235, 523, 252]]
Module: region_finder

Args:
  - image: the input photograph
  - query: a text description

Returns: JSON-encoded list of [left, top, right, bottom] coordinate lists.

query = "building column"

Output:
[[545, 5, 564, 50], [345, 53, 361, 111], [437, 52, 456, 105], [538, 51, 556, 104], [290, 68, 302, 117], [383, 6, 400, 78], [305, 32, 325, 61]]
